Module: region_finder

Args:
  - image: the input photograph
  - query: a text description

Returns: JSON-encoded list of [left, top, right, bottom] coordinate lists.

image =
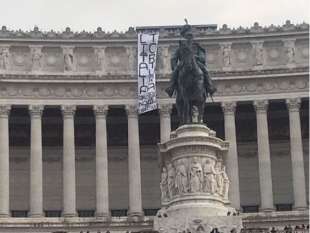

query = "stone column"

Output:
[[159, 104, 172, 143], [29, 105, 44, 217], [286, 98, 307, 210], [254, 100, 274, 211], [94, 105, 110, 220], [125, 105, 144, 220], [61, 105, 76, 217], [221, 102, 240, 210], [0, 105, 10, 217]]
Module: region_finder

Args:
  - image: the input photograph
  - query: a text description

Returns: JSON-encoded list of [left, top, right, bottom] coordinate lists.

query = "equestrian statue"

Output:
[[165, 19, 217, 125]]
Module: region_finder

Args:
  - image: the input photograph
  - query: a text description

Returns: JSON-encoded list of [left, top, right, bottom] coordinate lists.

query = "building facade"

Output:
[[0, 21, 309, 232]]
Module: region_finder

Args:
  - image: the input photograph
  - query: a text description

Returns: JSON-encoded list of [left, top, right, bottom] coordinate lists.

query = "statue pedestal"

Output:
[[154, 124, 242, 233]]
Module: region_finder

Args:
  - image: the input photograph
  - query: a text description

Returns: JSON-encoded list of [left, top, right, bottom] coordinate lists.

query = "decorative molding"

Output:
[[159, 103, 173, 116]]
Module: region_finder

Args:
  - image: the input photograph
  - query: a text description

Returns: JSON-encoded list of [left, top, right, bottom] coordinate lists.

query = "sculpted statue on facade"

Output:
[[222, 44, 231, 67], [160, 166, 169, 202], [63, 48, 75, 71], [189, 158, 203, 193], [175, 160, 188, 194], [167, 162, 176, 198], [31, 47, 43, 71], [95, 47, 105, 72], [284, 40, 295, 64], [202, 159, 217, 194], [0, 47, 10, 70], [253, 42, 264, 66]]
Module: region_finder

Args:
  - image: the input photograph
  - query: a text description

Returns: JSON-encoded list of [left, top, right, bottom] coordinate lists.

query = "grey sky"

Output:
[[0, 0, 309, 32]]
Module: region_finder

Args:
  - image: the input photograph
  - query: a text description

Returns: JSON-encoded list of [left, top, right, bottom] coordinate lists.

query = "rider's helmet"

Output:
[[180, 19, 193, 40]]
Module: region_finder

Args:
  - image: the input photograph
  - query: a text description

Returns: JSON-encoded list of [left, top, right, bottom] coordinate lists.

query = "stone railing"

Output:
[[0, 21, 308, 78]]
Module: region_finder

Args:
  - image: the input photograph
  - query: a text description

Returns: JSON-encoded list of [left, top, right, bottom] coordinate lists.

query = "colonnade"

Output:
[[0, 98, 308, 218]]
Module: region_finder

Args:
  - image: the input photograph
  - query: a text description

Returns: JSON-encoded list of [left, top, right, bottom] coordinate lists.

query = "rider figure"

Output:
[[165, 21, 217, 98]]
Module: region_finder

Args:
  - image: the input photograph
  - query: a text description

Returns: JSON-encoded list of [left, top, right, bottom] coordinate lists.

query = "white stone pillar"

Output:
[[61, 105, 76, 217], [29, 105, 44, 217], [286, 98, 307, 210], [125, 105, 144, 220], [159, 104, 172, 143], [254, 100, 274, 211], [0, 105, 10, 217], [94, 105, 110, 220], [221, 102, 241, 210]]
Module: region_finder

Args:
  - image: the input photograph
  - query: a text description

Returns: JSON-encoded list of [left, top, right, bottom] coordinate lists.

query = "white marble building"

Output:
[[0, 21, 309, 232]]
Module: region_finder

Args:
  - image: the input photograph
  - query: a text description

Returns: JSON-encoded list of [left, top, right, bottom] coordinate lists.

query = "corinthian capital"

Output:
[[254, 100, 269, 113], [29, 105, 44, 117], [0, 105, 11, 117], [159, 103, 173, 115], [61, 105, 76, 117], [286, 98, 301, 112], [221, 102, 236, 114], [93, 105, 109, 117], [125, 105, 138, 118]]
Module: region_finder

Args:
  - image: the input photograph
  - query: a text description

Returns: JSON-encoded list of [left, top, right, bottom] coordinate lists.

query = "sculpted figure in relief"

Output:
[[175, 160, 188, 194], [286, 43, 295, 64], [221, 165, 230, 199], [202, 159, 217, 194], [0, 47, 10, 70], [167, 162, 176, 198], [215, 161, 224, 195], [64, 48, 74, 71], [189, 158, 203, 193], [160, 166, 169, 202], [95, 47, 105, 71], [255, 43, 264, 65], [222, 44, 231, 67], [31, 47, 42, 71]]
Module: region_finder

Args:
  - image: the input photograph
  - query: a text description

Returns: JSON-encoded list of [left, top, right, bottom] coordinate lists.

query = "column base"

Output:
[[127, 211, 144, 222], [259, 207, 275, 212], [29, 213, 44, 218], [0, 213, 10, 218], [293, 206, 308, 211], [95, 212, 111, 222], [63, 212, 77, 218]]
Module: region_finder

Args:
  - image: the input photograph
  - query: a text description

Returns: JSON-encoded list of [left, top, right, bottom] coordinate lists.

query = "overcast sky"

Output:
[[0, 0, 309, 32]]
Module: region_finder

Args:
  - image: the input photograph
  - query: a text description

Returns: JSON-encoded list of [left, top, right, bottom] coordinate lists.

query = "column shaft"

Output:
[[286, 98, 307, 210], [0, 105, 10, 217], [254, 100, 274, 211], [222, 102, 240, 210], [62, 106, 76, 217], [159, 104, 172, 143], [126, 105, 143, 220], [94, 106, 110, 219], [29, 105, 44, 217]]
